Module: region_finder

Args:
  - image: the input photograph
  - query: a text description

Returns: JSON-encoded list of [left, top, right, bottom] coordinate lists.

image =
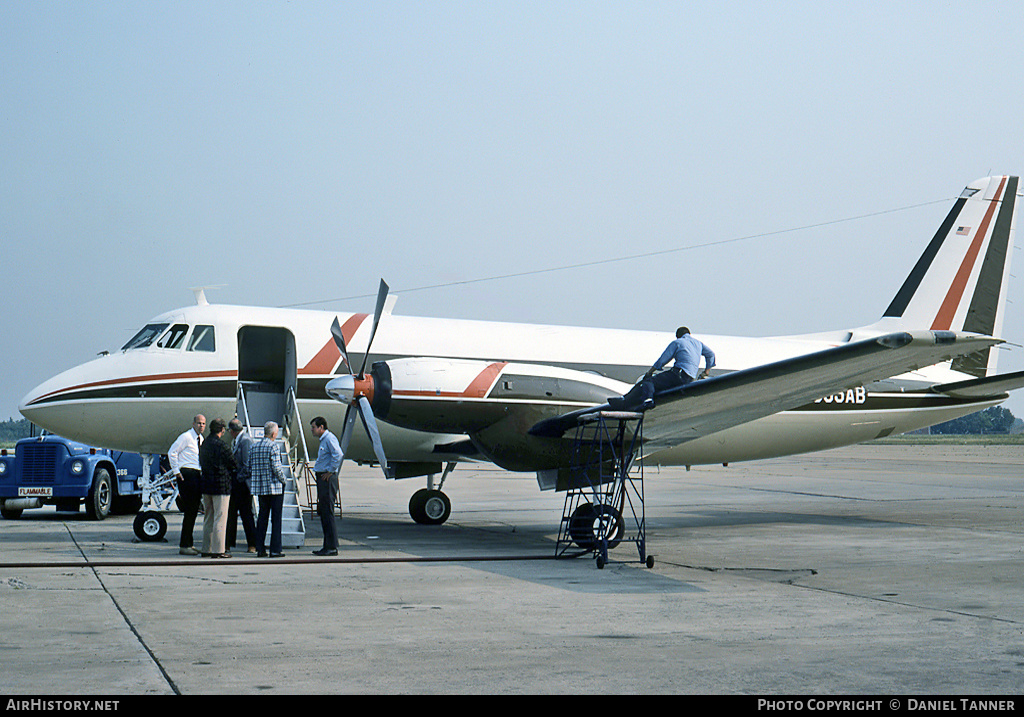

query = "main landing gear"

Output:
[[408, 462, 455, 525]]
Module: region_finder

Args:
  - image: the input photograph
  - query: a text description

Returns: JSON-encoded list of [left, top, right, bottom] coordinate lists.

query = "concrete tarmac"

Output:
[[0, 443, 1021, 695]]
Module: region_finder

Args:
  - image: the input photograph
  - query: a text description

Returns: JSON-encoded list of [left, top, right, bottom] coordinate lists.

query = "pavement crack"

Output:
[[668, 557, 1021, 626], [672, 562, 819, 584], [64, 525, 181, 695]]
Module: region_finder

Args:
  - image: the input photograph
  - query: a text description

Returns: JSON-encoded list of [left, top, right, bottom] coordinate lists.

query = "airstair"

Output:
[[273, 437, 305, 550], [555, 410, 653, 569], [237, 382, 306, 550]]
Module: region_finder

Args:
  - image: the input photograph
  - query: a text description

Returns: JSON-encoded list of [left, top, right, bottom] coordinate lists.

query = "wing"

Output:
[[530, 330, 1003, 451]]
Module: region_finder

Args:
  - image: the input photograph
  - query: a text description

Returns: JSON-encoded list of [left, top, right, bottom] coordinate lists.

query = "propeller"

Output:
[[325, 279, 390, 476]]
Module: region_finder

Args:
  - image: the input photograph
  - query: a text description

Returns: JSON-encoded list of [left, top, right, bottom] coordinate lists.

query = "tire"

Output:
[[568, 502, 624, 551], [133, 511, 167, 542], [85, 468, 113, 521], [1, 503, 23, 520], [409, 488, 451, 525]]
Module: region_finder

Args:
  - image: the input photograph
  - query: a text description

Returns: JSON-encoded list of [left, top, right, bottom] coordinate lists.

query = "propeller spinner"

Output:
[[325, 279, 390, 476]]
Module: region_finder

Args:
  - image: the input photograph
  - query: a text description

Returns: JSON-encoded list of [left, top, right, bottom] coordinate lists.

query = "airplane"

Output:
[[19, 175, 1024, 534]]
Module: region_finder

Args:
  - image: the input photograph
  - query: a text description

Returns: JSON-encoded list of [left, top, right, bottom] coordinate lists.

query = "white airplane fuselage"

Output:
[[18, 302, 998, 470]]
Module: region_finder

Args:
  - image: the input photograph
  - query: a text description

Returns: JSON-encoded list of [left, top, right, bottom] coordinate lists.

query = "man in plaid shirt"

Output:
[[249, 421, 287, 557]]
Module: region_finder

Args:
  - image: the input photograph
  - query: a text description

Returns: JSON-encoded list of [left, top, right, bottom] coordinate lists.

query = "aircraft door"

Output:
[[236, 326, 297, 433]]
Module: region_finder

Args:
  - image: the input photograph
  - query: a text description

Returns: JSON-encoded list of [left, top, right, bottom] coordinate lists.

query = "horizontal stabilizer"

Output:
[[931, 369, 1024, 399]]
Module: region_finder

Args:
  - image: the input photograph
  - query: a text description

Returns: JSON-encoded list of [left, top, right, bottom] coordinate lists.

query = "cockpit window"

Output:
[[157, 324, 190, 350], [187, 325, 216, 352], [121, 323, 169, 351]]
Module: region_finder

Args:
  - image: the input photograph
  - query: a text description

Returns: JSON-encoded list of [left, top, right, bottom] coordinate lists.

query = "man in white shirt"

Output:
[[168, 414, 205, 555]]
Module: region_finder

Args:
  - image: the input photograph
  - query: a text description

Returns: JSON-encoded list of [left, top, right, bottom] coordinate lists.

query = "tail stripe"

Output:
[[962, 175, 1018, 335], [930, 176, 1007, 331], [883, 197, 967, 318], [952, 175, 1019, 377]]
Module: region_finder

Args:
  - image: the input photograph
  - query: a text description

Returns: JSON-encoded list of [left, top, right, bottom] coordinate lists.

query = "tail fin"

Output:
[[879, 175, 1019, 377]]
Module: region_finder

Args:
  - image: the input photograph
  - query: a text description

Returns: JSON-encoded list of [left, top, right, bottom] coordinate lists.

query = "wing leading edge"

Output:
[[530, 331, 1002, 451]]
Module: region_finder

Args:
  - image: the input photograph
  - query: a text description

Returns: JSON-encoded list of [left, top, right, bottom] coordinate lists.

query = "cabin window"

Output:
[[157, 324, 190, 350], [187, 325, 216, 352], [121, 323, 169, 351]]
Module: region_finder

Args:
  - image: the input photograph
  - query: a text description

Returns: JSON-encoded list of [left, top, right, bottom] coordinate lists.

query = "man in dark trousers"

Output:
[[250, 421, 287, 558], [226, 419, 257, 554], [168, 415, 205, 556], [310, 416, 343, 556], [612, 327, 716, 411]]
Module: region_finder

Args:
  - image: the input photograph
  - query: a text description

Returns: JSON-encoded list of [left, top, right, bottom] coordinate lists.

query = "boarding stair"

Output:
[[237, 382, 306, 550], [273, 438, 305, 550]]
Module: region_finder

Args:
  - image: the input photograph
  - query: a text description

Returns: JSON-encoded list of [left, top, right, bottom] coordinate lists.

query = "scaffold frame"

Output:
[[555, 410, 653, 569]]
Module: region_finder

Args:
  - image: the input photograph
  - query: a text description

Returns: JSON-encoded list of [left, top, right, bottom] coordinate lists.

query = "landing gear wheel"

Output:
[[568, 502, 624, 551], [133, 511, 167, 542], [409, 488, 452, 525]]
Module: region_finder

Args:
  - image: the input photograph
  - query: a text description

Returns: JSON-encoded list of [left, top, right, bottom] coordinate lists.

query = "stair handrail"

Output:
[[285, 386, 319, 513], [236, 382, 253, 432]]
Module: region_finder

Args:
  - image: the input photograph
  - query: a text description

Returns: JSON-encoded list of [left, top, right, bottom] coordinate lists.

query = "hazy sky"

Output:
[[3, 1, 1024, 421]]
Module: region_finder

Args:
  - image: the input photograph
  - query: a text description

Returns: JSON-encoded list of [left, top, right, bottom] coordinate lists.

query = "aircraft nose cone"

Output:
[[19, 375, 66, 429], [325, 374, 356, 405]]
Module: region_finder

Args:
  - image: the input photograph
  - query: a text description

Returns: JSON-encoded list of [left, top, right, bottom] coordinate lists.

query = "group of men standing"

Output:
[[167, 414, 342, 558]]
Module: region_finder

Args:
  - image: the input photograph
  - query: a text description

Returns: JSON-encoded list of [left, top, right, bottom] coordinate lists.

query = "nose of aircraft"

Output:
[[18, 352, 232, 454], [18, 354, 113, 435], [20, 370, 71, 424]]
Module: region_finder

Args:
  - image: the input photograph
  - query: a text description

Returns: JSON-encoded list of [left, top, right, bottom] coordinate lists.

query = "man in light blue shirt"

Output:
[[310, 416, 343, 556], [612, 327, 715, 411], [650, 327, 716, 381], [641, 326, 715, 407]]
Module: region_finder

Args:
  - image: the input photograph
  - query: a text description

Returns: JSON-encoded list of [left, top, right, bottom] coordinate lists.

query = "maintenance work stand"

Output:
[[555, 410, 654, 569]]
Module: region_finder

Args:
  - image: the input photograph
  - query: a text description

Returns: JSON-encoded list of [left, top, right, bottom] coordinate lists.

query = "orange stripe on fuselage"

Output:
[[299, 313, 369, 375], [931, 177, 1006, 331], [393, 362, 508, 399]]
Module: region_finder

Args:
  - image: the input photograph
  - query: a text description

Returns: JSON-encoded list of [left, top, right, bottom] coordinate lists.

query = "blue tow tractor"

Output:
[[0, 435, 173, 540]]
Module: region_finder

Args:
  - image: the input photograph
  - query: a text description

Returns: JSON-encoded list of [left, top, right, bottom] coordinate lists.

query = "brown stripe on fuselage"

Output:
[[27, 369, 238, 406], [299, 313, 369, 375]]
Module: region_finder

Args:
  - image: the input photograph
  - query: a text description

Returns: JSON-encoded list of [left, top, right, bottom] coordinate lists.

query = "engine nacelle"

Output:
[[371, 357, 631, 436]]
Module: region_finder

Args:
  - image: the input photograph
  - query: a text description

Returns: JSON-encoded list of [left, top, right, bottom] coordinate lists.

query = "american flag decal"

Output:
[[956, 226, 971, 236]]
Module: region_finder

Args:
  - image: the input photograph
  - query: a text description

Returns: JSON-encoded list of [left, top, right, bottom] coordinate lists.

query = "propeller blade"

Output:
[[356, 395, 388, 475], [330, 317, 352, 373], [358, 279, 389, 378], [339, 404, 357, 455]]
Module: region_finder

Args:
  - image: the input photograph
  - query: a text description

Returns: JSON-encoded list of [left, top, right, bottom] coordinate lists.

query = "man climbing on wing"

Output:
[[611, 326, 715, 411]]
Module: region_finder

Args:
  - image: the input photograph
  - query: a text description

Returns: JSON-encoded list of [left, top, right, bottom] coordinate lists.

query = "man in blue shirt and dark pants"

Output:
[[612, 327, 715, 411], [310, 416, 343, 556]]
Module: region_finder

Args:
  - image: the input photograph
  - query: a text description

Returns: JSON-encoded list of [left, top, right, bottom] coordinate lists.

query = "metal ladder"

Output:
[[274, 437, 306, 550], [236, 383, 306, 549], [555, 410, 652, 569]]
